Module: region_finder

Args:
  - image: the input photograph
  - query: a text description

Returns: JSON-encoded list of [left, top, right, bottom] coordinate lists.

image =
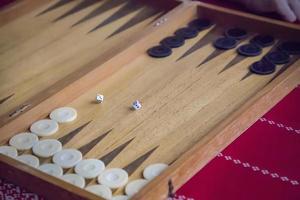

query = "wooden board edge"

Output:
[[193, 1, 300, 31], [0, 154, 104, 200], [132, 61, 300, 199]]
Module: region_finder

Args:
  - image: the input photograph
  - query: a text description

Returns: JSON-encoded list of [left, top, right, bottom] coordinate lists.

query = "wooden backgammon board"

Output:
[[0, 0, 299, 199]]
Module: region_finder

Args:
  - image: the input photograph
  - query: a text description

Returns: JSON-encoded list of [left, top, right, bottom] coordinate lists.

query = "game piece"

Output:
[[16, 154, 39, 168], [189, 18, 212, 31], [85, 185, 112, 199], [97, 168, 129, 189], [175, 27, 198, 39], [160, 36, 185, 48], [125, 179, 149, 197], [38, 163, 63, 177], [75, 159, 105, 179], [0, 146, 18, 158], [50, 107, 77, 123], [250, 35, 275, 47], [132, 100, 142, 110], [30, 119, 59, 137], [32, 139, 62, 158], [278, 41, 300, 55], [111, 195, 129, 200], [147, 45, 172, 58], [61, 174, 85, 188], [9, 132, 38, 150], [250, 59, 276, 75], [96, 94, 104, 103], [143, 163, 168, 180], [265, 51, 290, 65], [53, 149, 82, 168], [214, 37, 238, 50], [225, 28, 248, 40], [237, 43, 262, 57]]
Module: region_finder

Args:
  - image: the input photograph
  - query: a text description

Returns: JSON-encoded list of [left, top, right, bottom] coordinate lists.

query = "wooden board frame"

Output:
[[0, 1, 300, 199]]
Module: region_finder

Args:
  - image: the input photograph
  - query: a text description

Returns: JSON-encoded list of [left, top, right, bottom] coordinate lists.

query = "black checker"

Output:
[[225, 28, 248, 40], [147, 45, 172, 58], [250, 35, 275, 47], [175, 27, 198, 39], [278, 41, 300, 55], [265, 51, 290, 65], [189, 19, 212, 31], [238, 43, 262, 57], [250, 59, 276, 75], [214, 37, 238, 50], [160, 36, 185, 48]]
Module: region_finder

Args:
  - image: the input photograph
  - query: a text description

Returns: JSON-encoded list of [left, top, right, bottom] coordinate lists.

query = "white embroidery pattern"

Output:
[[260, 117, 300, 134], [217, 153, 299, 186]]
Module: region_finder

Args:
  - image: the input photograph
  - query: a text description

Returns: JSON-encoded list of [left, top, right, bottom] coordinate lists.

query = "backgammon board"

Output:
[[0, 1, 299, 200]]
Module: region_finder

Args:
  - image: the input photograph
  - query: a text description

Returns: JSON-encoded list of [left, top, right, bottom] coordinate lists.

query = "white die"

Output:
[[96, 94, 104, 103], [132, 100, 142, 110]]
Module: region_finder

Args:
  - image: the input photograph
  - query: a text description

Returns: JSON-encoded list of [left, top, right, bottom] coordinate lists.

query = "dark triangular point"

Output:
[[99, 138, 135, 166], [36, 0, 74, 16], [53, 0, 101, 22], [197, 49, 223, 68], [0, 94, 14, 105], [267, 56, 300, 84], [58, 121, 91, 145], [168, 158, 178, 166], [219, 55, 245, 74], [106, 7, 159, 39], [88, 0, 142, 33], [148, 11, 167, 25], [176, 27, 218, 61], [72, 0, 127, 27], [123, 146, 158, 176], [240, 71, 253, 81], [78, 129, 112, 155]]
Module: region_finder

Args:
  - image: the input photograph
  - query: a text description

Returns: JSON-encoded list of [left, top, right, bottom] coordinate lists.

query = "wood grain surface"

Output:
[[0, 1, 299, 200]]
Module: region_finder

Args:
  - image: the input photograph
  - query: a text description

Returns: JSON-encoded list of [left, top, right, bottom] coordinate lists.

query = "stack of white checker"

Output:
[[0, 107, 168, 200]]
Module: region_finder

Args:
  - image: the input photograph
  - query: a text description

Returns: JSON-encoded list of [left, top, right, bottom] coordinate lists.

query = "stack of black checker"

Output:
[[250, 41, 300, 75], [147, 19, 212, 58]]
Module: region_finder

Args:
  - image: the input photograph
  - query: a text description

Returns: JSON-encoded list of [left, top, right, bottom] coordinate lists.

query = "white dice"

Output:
[[96, 94, 104, 104], [132, 100, 142, 110]]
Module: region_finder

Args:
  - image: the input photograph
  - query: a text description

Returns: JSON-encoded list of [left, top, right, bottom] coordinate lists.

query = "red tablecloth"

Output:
[[173, 85, 300, 200]]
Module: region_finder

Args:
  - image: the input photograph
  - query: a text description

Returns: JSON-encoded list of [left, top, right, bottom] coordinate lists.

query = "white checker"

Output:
[[125, 179, 148, 197], [97, 168, 128, 189], [50, 107, 77, 123], [85, 185, 112, 200], [38, 163, 63, 177], [143, 163, 168, 180], [16, 154, 39, 168], [75, 159, 105, 179], [53, 149, 82, 168], [9, 132, 38, 150], [30, 119, 59, 137], [0, 146, 18, 158], [61, 173, 85, 188], [111, 195, 129, 200], [32, 139, 62, 158]]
